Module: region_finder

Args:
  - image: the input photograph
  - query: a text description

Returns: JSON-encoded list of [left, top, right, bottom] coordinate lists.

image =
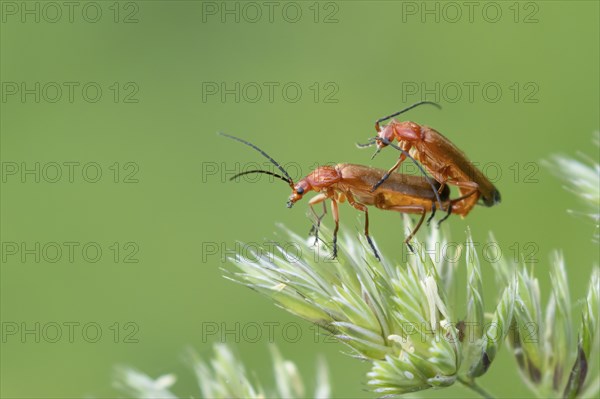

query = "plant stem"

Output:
[[458, 376, 496, 399]]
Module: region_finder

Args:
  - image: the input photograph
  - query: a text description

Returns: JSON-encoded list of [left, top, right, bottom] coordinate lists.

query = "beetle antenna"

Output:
[[219, 132, 294, 186], [376, 138, 444, 210], [376, 101, 441, 125], [230, 170, 292, 185]]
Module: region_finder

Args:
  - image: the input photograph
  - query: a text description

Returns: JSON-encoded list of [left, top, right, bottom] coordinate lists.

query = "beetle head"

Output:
[[287, 180, 311, 208], [376, 124, 395, 148]]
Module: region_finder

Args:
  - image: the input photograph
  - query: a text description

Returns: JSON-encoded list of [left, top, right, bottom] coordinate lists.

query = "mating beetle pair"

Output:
[[221, 101, 500, 260]]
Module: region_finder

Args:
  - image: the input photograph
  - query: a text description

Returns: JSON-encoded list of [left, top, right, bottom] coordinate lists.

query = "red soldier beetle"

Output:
[[358, 101, 501, 217], [220, 133, 451, 259]]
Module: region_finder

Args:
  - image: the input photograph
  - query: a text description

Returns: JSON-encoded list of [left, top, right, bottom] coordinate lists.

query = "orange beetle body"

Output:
[[367, 102, 501, 217]]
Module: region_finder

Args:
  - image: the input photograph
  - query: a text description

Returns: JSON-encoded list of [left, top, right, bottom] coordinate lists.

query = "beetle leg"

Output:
[[356, 138, 377, 148], [387, 205, 428, 253], [370, 153, 407, 192], [438, 202, 453, 227], [405, 207, 426, 251], [437, 182, 481, 226], [346, 193, 380, 261], [426, 201, 437, 226], [436, 186, 479, 225], [308, 194, 328, 244], [330, 197, 340, 259], [448, 181, 480, 217], [437, 181, 446, 195]]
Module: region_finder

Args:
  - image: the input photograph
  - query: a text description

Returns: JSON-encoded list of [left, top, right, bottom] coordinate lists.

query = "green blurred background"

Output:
[[1, 1, 598, 398]]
